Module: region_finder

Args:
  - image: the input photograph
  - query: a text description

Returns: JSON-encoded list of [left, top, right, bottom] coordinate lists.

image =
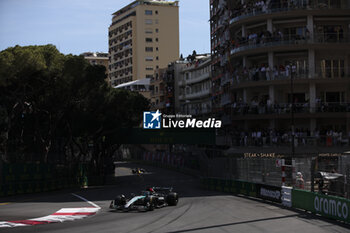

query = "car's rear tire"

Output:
[[166, 192, 178, 206]]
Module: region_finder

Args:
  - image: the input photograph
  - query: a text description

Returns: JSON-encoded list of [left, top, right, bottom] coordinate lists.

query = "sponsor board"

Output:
[[256, 184, 282, 203], [314, 196, 348, 221], [292, 189, 350, 223]]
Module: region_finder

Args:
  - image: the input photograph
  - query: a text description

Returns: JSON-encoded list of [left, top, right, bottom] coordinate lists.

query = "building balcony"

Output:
[[184, 72, 210, 85], [184, 89, 211, 100], [228, 102, 350, 120], [230, 33, 350, 56], [229, 69, 350, 90], [219, 134, 349, 148], [229, 2, 350, 26]]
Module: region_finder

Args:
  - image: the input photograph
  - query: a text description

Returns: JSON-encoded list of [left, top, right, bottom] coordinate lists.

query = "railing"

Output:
[[231, 69, 309, 84], [186, 89, 211, 100], [229, 1, 349, 25], [228, 102, 350, 115], [230, 33, 350, 55], [185, 73, 210, 85], [219, 131, 350, 147]]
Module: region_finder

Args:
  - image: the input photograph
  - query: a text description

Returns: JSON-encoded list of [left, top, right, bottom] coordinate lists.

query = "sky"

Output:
[[0, 0, 210, 57]]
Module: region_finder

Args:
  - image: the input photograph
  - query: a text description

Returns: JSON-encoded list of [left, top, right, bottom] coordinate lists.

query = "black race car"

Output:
[[131, 168, 146, 174], [110, 187, 178, 211]]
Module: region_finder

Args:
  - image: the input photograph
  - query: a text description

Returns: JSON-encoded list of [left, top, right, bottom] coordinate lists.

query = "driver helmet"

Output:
[[147, 187, 155, 193]]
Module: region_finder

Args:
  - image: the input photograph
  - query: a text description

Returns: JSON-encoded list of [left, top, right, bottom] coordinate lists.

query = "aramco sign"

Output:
[[314, 196, 348, 220]]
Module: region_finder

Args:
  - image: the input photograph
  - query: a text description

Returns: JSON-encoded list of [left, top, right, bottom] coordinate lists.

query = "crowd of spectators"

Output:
[[230, 0, 314, 20], [226, 128, 349, 147], [229, 98, 350, 115], [230, 63, 308, 83], [231, 28, 310, 50]]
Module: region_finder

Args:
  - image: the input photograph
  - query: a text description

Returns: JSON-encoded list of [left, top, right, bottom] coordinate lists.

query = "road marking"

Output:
[[0, 207, 100, 228], [0, 194, 101, 228], [71, 193, 101, 209], [0, 202, 10, 206]]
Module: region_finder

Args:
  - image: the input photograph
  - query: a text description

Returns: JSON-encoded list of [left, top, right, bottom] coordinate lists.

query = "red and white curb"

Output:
[[0, 193, 100, 228]]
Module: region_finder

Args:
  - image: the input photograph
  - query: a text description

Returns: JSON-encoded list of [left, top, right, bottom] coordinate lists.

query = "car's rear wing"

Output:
[[152, 187, 173, 192]]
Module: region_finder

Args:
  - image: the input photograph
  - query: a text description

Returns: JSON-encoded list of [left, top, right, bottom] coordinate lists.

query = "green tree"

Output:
[[0, 45, 149, 165]]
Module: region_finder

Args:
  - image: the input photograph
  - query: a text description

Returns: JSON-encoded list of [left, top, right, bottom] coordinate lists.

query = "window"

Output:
[[155, 10, 158, 14], [156, 47, 159, 51], [155, 28, 159, 33], [156, 65, 159, 69], [146, 38, 153, 42], [145, 47, 153, 52], [146, 75, 153, 79], [145, 19, 152, 25], [320, 59, 345, 78], [145, 28, 153, 34], [145, 10, 152, 15], [146, 66, 153, 71], [145, 56, 153, 61], [155, 19, 159, 24], [156, 56, 159, 60]]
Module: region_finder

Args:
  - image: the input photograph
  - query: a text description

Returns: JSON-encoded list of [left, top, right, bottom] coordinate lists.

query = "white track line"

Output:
[[71, 193, 101, 209]]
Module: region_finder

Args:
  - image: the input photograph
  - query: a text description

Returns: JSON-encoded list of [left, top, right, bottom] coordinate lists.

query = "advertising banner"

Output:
[[292, 189, 350, 223], [256, 184, 282, 203]]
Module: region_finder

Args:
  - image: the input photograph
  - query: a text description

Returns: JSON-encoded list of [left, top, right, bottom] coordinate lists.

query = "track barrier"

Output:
[[201, 177, 350, 224]]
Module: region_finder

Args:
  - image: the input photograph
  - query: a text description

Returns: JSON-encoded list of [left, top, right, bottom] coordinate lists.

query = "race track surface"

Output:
[[0, 162, 349, 233]]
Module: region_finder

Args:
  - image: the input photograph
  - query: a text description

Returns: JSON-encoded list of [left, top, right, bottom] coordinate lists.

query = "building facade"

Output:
[[150, 68, 167, 111], [108, 0, 179, 87], [210, 0, 350, 148], [150, 60, 188, 113], [178, 54, 212, 116]]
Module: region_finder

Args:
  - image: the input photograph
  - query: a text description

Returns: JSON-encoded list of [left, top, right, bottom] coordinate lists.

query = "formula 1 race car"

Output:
[[110, 187, 178, 211], [131, 168, 146, 174]]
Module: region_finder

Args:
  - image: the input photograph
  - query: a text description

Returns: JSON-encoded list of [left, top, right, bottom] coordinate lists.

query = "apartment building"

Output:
[[210, 0, 350, 149], [150, 67, 167, 111], [178, 54, 212, 116], [108, 0, 179, 87], [150, 60, 188, 113]]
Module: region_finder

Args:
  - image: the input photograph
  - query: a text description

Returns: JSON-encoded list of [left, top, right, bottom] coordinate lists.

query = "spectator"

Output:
[[296, 172, 305, 189]]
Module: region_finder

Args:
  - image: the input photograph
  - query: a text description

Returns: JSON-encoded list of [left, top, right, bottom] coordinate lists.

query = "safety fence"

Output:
[[201, 177, 350, 224], [137, 151, 203, 177], [0, 163, 104, 197], [201, 177, 287, 204], [142, 151, 185, 169]]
